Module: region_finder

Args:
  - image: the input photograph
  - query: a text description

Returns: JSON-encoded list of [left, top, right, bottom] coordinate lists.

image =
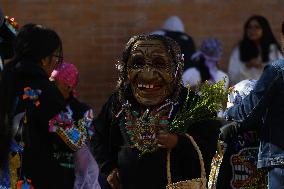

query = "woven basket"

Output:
[[166, 134, 207, 189]]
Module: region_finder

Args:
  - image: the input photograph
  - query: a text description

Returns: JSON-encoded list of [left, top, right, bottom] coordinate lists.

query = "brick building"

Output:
[[2, 0, 284, 112]]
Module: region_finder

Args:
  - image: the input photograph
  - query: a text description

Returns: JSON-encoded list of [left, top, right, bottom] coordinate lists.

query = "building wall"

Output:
[[2, 0, 284, 111]]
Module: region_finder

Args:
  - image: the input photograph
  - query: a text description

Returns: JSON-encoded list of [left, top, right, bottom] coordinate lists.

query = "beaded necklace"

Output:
[[118, 101, 175, 155]]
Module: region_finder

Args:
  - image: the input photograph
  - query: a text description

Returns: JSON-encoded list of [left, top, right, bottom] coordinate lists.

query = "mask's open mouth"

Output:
[[137, 83, 162, 92], [130, 73, 172, 105], [230, 148, 259, 188]]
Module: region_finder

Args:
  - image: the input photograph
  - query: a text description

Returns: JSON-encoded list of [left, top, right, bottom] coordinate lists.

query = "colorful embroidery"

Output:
[[49, 106, 87, 151], [119, 82, 229, 155], [16, 178, 34, 189], [49, 107, 73, 133], [78, 109, 95, 140], [120, 107, 170, 155], [22, 87, 42, 107]]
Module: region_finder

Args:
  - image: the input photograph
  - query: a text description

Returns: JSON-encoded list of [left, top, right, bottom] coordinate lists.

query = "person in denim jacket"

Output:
[[224, 21, 284, 189]]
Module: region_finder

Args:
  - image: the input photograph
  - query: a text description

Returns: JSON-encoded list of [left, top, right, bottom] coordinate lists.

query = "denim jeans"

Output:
[[268, 166, 284, 189]]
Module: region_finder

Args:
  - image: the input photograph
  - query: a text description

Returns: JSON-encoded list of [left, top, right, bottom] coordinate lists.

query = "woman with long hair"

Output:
[[228, 15, 283, 84], [0, 24, 81, 188], [223, 21, 284, 189]]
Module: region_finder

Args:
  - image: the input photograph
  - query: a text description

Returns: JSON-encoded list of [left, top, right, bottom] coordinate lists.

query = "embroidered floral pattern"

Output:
[[49, 106, 87, 151]]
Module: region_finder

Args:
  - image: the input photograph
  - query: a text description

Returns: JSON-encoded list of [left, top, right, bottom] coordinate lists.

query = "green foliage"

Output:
[[170, 80, 232, 133]]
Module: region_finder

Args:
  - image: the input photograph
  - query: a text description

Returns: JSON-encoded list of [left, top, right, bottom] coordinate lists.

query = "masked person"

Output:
[[224, 21, 284, 189], [93, 35, 224, 189], [0, 24, 89, 189], [50, 62, 101, 189]]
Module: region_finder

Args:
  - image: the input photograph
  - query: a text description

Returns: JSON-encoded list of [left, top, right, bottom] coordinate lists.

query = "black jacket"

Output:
[[217, 122, 266, 189], [93, 88, 221, 189], [2, 60, 75, 188]]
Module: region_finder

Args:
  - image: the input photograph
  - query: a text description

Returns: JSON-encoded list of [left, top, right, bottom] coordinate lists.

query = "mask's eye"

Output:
[[130, 55, 145, 69], [152, 57, 167, 69]]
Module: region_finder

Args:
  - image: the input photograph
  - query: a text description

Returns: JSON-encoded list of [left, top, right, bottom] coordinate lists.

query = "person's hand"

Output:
[[107, 168, 121, 189], [157, 132, 178, 149]]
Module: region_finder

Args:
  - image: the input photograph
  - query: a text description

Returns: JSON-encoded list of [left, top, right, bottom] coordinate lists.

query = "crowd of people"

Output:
[[0, 7, 284, 189]]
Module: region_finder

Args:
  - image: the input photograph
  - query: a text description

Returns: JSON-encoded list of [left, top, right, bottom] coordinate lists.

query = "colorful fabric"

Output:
[[16, 178, 34, 189], [216, 130, 267, 189], [1, 87, 39, 189], [78, 109, 95, 140], [51, 62, 78, 90], [49, 106, 87, 151], [1, 131, 28, 189], [118, 103, 171, 155], [22, 87, 41, 107]]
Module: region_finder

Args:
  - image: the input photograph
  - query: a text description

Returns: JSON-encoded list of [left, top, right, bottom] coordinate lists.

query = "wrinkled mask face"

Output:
[[127, 40, 176, 106]]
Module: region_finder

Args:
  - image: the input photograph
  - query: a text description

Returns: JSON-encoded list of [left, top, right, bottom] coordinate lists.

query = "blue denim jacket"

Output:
[[224, 59, 284, 168]]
